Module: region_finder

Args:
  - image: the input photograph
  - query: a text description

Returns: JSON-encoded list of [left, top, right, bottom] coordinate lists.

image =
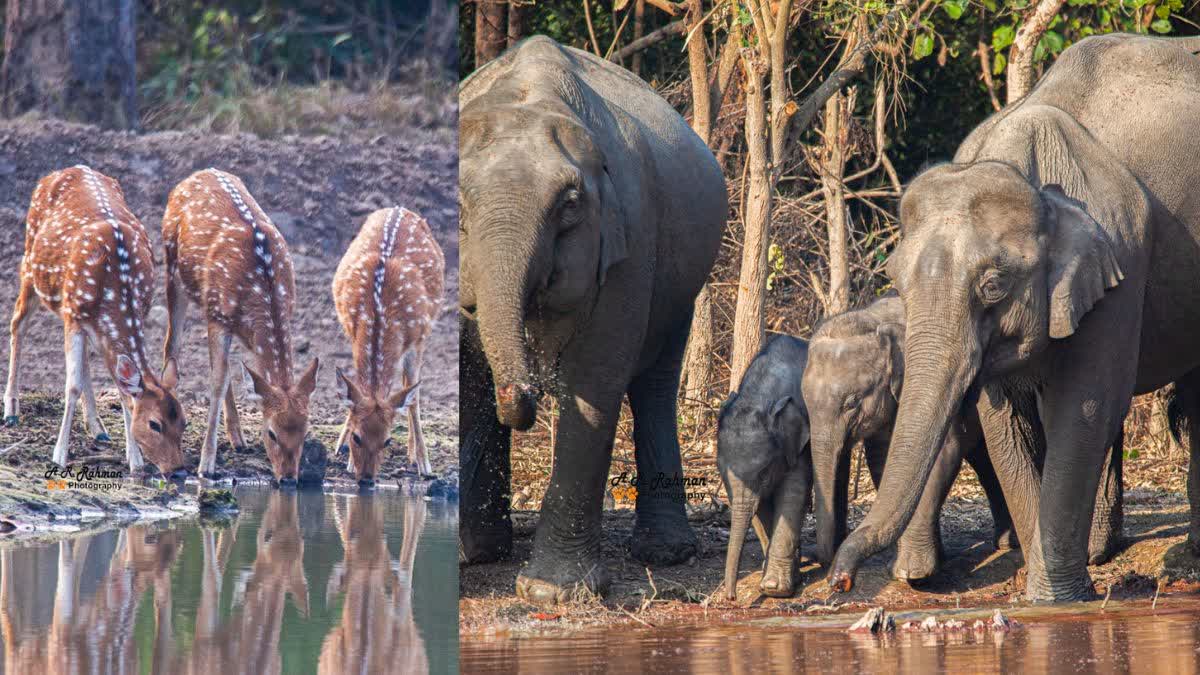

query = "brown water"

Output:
[[462, 601, 1200, 673], [0, 485, 458, 674]]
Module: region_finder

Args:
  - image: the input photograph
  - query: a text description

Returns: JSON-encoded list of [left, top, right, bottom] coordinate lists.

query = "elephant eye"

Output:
[[979, 272, 1007, 305], [559, 188, 583, 222], [844, 393, 861, 410]]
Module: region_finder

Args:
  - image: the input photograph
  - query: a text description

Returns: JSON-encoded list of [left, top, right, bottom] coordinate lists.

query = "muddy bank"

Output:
[[0, 118, 457, 480], [460, 488, 1200, 637]]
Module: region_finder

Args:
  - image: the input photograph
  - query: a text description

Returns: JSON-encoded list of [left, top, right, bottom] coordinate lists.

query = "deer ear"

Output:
[[596, 164, 629, 286], [242, 362, 272, 403], [160, 358, 179, 390], [335, 367, 365, 405], [1042, 186, 1124, 339], [296, 358, 320, 398], [388, 381, 420, 411], [115, 355, 142, 397]]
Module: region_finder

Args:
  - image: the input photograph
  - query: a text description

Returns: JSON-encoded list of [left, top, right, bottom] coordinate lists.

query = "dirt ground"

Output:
[[461, 431, 1200, 636], [0, 117, 458, 484]]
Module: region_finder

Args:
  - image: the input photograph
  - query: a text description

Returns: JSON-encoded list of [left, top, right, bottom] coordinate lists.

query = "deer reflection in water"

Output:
[[0, 489, 432, 675], [319, 493, 428, 674]]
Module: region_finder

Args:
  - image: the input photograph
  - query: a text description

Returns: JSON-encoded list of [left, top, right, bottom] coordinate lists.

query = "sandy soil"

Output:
[[460, 485, 1200, 637], [0, 118, 458, 482]]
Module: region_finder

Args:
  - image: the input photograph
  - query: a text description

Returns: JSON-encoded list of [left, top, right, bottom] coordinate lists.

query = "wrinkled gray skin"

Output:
[[805, 296, 1123, 583], [458, 37, 726, 604], [830, 34, 1200, 602], [718, 336, 812, 599]]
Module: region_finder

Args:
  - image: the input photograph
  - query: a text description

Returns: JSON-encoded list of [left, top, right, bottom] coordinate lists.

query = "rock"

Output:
[[919, 616, 940, 632], [198, 488, 238, 513], [426, 474, 458, 500], [297, 439, 327, 487], [848, 607, 894, 634], [990, 609, 1014, 631]]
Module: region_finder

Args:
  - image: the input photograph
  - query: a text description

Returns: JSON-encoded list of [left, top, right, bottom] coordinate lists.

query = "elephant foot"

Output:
[[994, 526, 1020, 551], [1023, 569, 1098, 603], [516, 556, 611, 605], [630, 512, 698, 566], [759, 556, 797, 597], [892, 542, 942, 582], [1087, 525, 1121, 565], [459, 520, 514, 564], [1188, 530, 1200, 558]]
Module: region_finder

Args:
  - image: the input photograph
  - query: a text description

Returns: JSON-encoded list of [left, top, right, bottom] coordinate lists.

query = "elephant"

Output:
[[828, 34, 1200, 603], [718, 335, 812, 599], [804, 295, 1123, 584], [458, 37, 727, 603]]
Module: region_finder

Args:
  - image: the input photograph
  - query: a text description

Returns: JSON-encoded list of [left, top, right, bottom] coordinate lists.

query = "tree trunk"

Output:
[[630, 0, 646, 76], [1006, 0, 1066, 103], [507, 0, 529, 48], [819, 88, 854, 315], [729, 60, 771, 390], [474, 0, 508, 67], [680, 284, 714, 402], [2, 0, 137, 130], [685, 0, 711, 144]]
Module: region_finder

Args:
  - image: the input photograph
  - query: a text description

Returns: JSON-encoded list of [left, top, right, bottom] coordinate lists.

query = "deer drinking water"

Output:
[[332, 207, 444, 484], [5, 166, 186, 475], [162, 169, 319, 484]]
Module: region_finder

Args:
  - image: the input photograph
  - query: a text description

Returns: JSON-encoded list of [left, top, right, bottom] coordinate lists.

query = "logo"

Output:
[[44, 464, 125, 491], [609, 471, 709, 504]]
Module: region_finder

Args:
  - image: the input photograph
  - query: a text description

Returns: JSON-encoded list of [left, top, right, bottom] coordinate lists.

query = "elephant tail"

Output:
[[1167, 389, 1190, 448]]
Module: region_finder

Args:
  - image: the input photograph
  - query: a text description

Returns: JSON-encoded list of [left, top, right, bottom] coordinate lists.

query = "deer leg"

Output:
[[52, 330, 85, 467], [346, 419, 357, 473], [121, 395, 144, 473], [4, 278, 34, 425], [162, 264, 188, 364], [336, 412, 351, 455], [79, 339, 109, 442], [200, 329, 233, 478], [402, 348, 432, 476], [223, 382, 246, 451]]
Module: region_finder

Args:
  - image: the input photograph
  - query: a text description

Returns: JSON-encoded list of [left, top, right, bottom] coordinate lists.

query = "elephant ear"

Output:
[[875, 323, 905, 402], [769, 396, 808, 469], [1042, 185, 1125, 339], [596, 163, 630, 286]]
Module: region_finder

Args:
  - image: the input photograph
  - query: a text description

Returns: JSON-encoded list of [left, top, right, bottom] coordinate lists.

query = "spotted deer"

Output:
[[5, 166, 186, 474], [162, 169, 319, 484], [332, 207, 444, 483]]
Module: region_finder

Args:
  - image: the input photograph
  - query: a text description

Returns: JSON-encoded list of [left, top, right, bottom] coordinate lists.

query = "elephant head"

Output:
[[717, 389, 810, 600], [829, 161, 1124, 590], [802, 316, 904, 566], [459, 96, 628, 431]]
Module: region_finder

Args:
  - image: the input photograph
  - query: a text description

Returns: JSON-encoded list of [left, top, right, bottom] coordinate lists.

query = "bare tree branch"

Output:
[[609, 19, 685, 61], [1007, 0, 1066, 103]]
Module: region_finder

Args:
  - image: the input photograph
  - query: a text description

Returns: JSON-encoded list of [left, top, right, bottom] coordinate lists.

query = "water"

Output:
[[462, 601, 1200, 673], [0, 485, 458, 674]]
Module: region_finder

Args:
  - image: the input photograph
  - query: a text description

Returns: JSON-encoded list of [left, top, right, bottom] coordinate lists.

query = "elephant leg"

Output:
[[963, 424, 1019, 551], [1088, 425, 1124, 565], [627, 317, 699, 567], [861, 436, 887, 489], [892, 427, 964, 582], [1172, 369, 1200, 555], [458, 317, 514, 565], [976, 383, 1048, 591], [515, 380, 624, 604], [753, 500, 775, 560], [761, 464, 812, 597]]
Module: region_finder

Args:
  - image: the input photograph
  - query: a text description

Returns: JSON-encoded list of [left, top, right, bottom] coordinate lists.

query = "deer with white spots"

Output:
[[162, 169, 319, 485], [332, 207, 444, 484], [4, 166, 186, 475]]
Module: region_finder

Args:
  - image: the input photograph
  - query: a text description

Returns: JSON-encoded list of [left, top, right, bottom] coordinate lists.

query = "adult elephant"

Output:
[[829, 34, 1200, 602], [458, 37, 727, 603]]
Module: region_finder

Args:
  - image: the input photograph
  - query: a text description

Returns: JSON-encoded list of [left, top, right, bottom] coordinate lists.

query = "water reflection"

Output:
[[462, 604, 1200, 674], [0, 487, 457, 674]]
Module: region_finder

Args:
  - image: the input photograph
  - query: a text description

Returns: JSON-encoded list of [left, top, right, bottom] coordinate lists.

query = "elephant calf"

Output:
[[718, 335, 812, 599], [805, 295, 1124, 583]]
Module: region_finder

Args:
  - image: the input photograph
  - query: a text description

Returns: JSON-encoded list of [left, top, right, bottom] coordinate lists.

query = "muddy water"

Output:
[[0, 485, 457, 674], [462, 601, 1200, 673]]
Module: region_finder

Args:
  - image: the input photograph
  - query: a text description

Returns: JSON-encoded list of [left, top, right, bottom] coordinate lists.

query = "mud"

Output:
[[0, 118, 458, 482], [460, 488, 1200, 637]]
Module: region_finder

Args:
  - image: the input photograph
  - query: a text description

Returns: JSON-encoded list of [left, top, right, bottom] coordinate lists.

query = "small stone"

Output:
[[297, 439, 327, 487], [920, 616, 940, 632]]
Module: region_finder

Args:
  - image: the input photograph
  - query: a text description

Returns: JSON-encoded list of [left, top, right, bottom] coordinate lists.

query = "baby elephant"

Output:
[[803, 295, 1123, 581], [718, 335, 812, 599]]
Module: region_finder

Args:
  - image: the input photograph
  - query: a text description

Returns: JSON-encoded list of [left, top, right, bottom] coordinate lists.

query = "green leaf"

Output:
[[1040, 30, 1064, 54], [1156, 5, 1171, 18], [993, 52, 1007, 75], [1151, 18, 1173, 33], [942, 0, 966, 19], [992, 24, 1015, 52], [913, 33, 935, 60], [983, 0, 997, 10]]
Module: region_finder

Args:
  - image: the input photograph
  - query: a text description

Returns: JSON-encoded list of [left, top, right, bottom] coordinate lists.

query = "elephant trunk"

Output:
[[830, 315, 979, 591], [473, 229, 542, 431], [811, 426, 850, 567], [724, 473, 760, 600]]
